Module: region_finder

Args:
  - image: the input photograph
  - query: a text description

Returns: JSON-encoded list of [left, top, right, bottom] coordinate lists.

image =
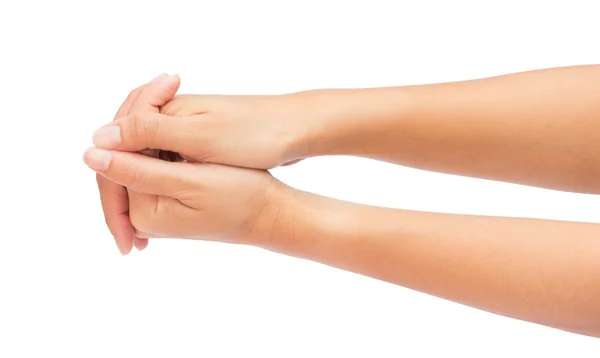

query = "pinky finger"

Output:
[[134, 238, 149, 251]]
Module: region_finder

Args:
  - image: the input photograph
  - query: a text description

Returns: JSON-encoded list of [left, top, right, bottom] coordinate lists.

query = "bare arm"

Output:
[[256, 188, 600, 338], [93, 66, 600, 337], [301, 65, 600, 193]]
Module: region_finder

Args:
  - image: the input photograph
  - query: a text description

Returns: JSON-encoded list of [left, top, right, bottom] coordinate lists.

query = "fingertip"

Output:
[[83, 147, 111, 172], [164, 74, 181, 92], [142, 74, 181, 108], [150, 73, 168, 83], [134, 238, 149, 251], [113, 223, 136, 256], [117, 240, 133, 256]]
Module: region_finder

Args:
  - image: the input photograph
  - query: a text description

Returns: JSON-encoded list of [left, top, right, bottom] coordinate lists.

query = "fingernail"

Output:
[[93, 125, 121, 149], [83, 147, 111, 171], [150, 73, 168, 83]]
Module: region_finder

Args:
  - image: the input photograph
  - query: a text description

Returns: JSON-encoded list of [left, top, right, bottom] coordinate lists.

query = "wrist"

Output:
[[284, 89, 348, 160], [286, 87, 416, 160], [254, 184, 353, 260]]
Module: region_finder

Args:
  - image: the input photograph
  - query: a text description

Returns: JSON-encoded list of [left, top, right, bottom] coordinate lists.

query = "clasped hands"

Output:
[[81, 68, 600, 337], [84, 74, 320, 255]]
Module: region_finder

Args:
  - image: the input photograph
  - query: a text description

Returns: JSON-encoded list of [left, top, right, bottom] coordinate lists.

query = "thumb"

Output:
[[83, 147, 191, 197], [91, 112, 193, 157], [128, 74, 181, 114]]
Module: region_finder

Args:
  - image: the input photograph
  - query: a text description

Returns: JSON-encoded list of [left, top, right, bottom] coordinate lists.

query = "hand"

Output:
[[93, 92, 320, 170], [95, 74, 180, 255], [85, 147, 288, 245]]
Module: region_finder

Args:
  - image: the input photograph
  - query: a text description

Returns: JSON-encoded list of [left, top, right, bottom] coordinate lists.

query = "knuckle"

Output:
[[130, 113, 159, 147], [122, 161, 147, 188]]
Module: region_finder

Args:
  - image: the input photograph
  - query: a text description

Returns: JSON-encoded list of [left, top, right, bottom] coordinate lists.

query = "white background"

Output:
[[1, 0, 599, 356]]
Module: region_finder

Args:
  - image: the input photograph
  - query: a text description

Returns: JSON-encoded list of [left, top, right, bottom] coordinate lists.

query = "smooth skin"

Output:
[[86, 65, 600, 337], [95, 73, 181, 254]]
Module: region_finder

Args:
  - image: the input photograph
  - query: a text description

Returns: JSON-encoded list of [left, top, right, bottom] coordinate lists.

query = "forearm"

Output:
[[298, 65, 600, 193], [258, 188, 600, 337]]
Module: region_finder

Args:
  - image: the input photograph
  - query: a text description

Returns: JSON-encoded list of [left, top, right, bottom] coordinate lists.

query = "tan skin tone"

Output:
[[86, 65, 600, 337], [95, 73, 181, 254]]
